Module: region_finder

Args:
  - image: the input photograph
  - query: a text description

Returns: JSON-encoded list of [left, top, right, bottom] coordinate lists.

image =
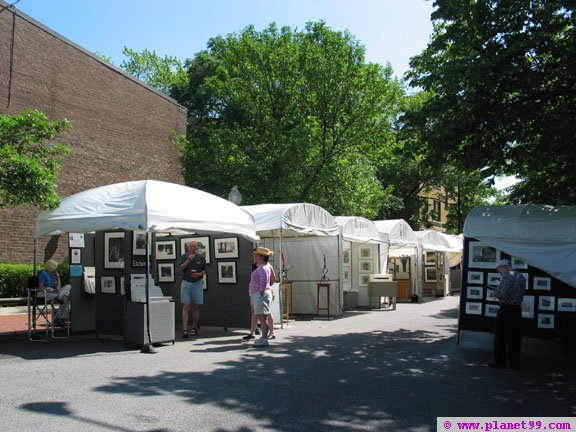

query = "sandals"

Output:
[[182, 330, 189, 339], [190, 328, 198, 336]]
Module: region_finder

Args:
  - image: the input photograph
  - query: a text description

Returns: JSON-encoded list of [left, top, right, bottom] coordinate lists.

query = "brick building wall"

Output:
[[0, 2, 187, 264]]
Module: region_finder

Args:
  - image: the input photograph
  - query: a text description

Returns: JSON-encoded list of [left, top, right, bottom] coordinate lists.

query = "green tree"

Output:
[[406, 0, 576, 205], [0, 109, 71, 209]]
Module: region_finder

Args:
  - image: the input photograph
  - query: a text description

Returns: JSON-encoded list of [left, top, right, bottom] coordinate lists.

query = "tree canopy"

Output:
[[406, 0, 576, 205], [0, 109, 71, 209]]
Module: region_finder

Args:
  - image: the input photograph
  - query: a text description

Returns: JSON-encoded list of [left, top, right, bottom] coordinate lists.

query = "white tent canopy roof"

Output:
[[335, 216, 388, 244], [373, 219, 418, 246], [241, 203, 339, 237], [464, 204, 576, 287], [415, 230, 458, 252], [35, 180, 259, 240]]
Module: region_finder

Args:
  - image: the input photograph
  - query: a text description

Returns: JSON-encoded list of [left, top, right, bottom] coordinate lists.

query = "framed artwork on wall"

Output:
[[71, 248, 81, 264], [218, 261, 237, 284], [466, 286, 483, 300], [533, 277, 551, 291], [343, 267, 350, 282], [486, 272, 501, 288], [467, 271, 484, 284], [158, 263, 175, 283], [467, 241, 499, 269], [485, 303, 500, 317], [521, 295, 535, 318], [537, 313, 554, 329], [343, 250, 350, 265], [104, 232, 125, 269], [359, 260, 373, 273], [538, 295, 555, 311], [101, 276, 116, 294], [214, 237, 239, 259], [132, 230, 147, 256], [180, 236, 210, 263], [424, 267, 437, 282], [359, 274, 370, 287], [155, 240, 176, 260], [359, 247, 372, 259], [425, 251, 436, 266], [511, 256, 528, 269], [465, 302, 482, 315], [557, 298, 576, 312]]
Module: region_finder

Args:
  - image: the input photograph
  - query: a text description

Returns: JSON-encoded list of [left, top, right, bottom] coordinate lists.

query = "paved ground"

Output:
[[0, 296, 574, 432]]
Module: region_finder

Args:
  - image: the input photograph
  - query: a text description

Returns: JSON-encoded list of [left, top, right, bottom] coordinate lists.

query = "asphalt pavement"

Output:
[[0, 295, 574, 432]]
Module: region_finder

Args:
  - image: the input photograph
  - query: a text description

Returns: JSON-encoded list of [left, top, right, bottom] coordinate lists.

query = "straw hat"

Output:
[[255, 247, 274, 257]]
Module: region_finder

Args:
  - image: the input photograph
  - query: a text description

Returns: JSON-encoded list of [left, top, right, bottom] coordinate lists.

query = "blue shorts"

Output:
[[181, 280, 203, 305], [250, 290, 271, 315]]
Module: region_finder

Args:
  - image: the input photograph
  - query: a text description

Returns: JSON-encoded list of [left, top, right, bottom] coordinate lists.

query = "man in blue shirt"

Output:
[[178, 241, 206, 338]]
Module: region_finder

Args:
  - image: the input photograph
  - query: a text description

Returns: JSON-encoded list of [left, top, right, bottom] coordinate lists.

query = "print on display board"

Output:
[[101, 276, 116, 294], [485, 303, 500, 318], [218, 261, 237, 284], [467, 271, 484, 284], [465, 302, 482, 315], [158, 263, 175, 283], [214, 237, 239, 259], [466, 286, 483, 300], [155, 240, 176, 260], [180, 237, 211, 264], [468, 241, 499, 269], [104, 232, 125, 269], [537, 313, 554, 329], [538, 296, 555, 311], [557, 298, 576, 312], [521, 295, 535, 318], [533, 276, 551, 291]]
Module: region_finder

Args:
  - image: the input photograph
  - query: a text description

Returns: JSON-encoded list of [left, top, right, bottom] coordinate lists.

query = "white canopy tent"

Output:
[[464, 204, 576, 288], [437, 232, 464, 268], [242, 203, 341, 316]]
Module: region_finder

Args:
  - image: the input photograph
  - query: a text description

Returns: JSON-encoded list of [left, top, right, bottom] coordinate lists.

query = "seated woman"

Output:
[[37, 259, 71, 325]]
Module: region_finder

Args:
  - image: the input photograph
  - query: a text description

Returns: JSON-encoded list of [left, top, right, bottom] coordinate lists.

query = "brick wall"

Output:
[[0, 3, 187, 264]]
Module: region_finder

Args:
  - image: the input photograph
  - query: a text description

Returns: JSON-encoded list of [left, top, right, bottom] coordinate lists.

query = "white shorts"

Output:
[[251, 290, 271, 315]]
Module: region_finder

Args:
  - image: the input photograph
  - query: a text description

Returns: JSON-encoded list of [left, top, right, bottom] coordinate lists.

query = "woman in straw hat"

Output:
[[249, 247, 274, 347]]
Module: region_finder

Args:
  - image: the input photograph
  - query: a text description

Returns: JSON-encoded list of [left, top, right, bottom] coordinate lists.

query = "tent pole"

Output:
[[141, 231, 156, 354], [279, 229, 284, 330]]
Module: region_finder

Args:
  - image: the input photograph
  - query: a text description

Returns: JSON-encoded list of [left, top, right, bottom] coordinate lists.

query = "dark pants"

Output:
[[494, 304, 522, 368]]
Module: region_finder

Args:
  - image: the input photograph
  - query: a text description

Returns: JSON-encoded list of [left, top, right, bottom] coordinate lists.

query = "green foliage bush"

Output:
[[0, 263, 69, 298]]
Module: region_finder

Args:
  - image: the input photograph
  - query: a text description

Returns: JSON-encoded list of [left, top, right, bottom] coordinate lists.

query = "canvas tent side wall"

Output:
[[242, 203, 342, 317]]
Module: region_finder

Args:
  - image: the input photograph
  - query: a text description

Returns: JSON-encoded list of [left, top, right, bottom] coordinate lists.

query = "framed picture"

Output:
[[158, 263, 175, 283], [101, 276, 116, 294], [438, 253, 444, 267], [214, 237, 239, 259], [466, 285, 483, 300], [359, 274, 370, 287], [71, 248, 81, 264], [359, 247, 372, 259], [343, 250, 350, 265], [538, 295, 555, 311], [465, 302, 482, 315], [511, 256, 528, 269], [104, 232, 125, 269], [533, 276, 551, 291], [120, 276, 125, 296], [557, 298, 576, 312], [537, 313, 554, 329], [468, 241, 499, 269], [486, 272, 501, 288], [218, 261, 237, 284], [424, 267, 437, 282], [425, 251, 436, 266], [180, 236, 210, 264], [521, 295, 535, 318], [485, 303, 500, 318], [359, 260, 373, 273], [519, 272, 529, 290], [486, 286, 497, 302], [155, 240, 176, 260], [467, 271, 484, 284], [132, 230, 147, 256], [343, 267, 350, 282]]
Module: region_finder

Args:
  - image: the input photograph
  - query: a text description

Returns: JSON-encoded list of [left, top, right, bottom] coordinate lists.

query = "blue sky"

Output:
[[14, 0, 435, 79]]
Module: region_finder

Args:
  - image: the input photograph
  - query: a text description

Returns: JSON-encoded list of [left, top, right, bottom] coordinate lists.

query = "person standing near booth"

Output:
[[489, 258, 526, 369], [250, 247, 274, 347], [179, 241, 206, 338]]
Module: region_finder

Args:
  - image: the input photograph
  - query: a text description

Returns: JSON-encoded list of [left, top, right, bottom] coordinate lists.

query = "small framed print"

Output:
[[467, 285, 483, 300], [511, 256, 528, 269], [359, 247, 372, 259], [101, 276, 116, 294], [425, 267, 437, 282], [158, 263, 175, 283], [486, 286, 497, 302], [120, 276, 125, 296], [468, 241, 499, 269], [359, 274, 370, 287], [533, 276, 551, 291], [519, 272, 529, 290], [132, 230, 147, 256], [557, 298, 576, 312], [214, 237, 239, 259], [467, 271, 484, 284], [71, 248, 81, 264], [537, 313, 555, 329], [343, 267, 350, 282], [155, 240, 176, 260], [180, 237, 210, 264], [425, 251, 436, 266], [343, 250, 350, 265], [218, 261, 237, 284], [359, 260, 373, 273], [104, 232, 125, 269], [486, 272, 501, 288], [521, 295, 535, 318], [538, 295, 555, 311], [465, 302, 482, 315], [485, 303, 500, 317]]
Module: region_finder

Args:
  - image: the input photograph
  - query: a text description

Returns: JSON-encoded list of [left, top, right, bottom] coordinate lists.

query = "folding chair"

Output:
[[27, 276, 70, 340]]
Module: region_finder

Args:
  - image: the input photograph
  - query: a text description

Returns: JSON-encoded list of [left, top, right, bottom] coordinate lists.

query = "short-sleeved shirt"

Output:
[[495, 270, 526, 306], [179, 253, 206, 282], [38, 270, 57, 288], [249, 264, 271, 294]]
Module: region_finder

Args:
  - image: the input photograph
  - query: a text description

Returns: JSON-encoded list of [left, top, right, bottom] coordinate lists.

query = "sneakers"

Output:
[[253, 338, 269, 347], [268, 334, 276, 340], [242, 334, 255, 340], [255, 327, 261, 335]]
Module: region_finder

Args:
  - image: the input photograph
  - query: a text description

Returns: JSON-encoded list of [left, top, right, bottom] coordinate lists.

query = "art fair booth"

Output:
[[373, 219, 419, 302], [32, 180, 259, 348], [241, 204, 342, 318], [335, 216, 390, 309], [459, 204, 576, 342]]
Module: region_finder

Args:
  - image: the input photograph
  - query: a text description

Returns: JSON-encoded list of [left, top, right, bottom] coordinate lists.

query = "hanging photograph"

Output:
[[158, 263, 175, 283], [486, 272, 501, 288], [486, 286, 497, 302], [155, 240, 176, 260], [359, 260, 373, 273], [218, 261, 237, 284], [465, 302, 482, 315], [467, 241, 499, 269], [104, 232, 125, 269], [343, 250, 350, 265], [537, 313, 554, 329], [425, 251, 436, 266], [557, 298, 576, 312], [359, 247, 372, 259], [467, 271, 484, 284], [521, 295, 535, 318], [214, 237, 239, 259], [71, 248, 81, 264], [424, 267, 437, 282], [120, 276, 125, 296], [533, 276, 551, 291], [359, 274, 370, 286], [101, 276, 116, 294], [132, 230, 147, 256], [485, 303, 500, 317], [511, 256, 528, 269], [180, 236, 210, 264], [538, 295, 555, 311], [343, 268, 350, 282], [466, 285, 483, 300]]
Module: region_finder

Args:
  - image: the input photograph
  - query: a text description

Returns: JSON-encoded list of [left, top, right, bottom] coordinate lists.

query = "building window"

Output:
[[433, 200, 441, 222]]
